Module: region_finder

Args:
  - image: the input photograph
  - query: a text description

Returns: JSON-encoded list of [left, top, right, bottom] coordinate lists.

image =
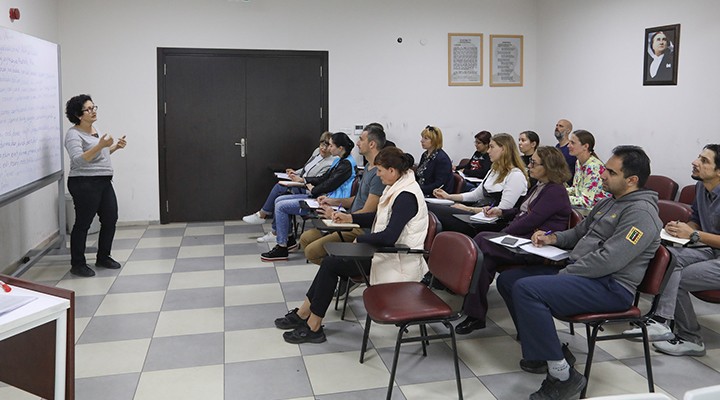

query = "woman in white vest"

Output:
[[273, 147, 429, 344]]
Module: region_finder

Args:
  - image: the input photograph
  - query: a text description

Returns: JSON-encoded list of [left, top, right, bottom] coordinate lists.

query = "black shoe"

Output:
[[261, 245, 289, 261], [521, 343, 577, 374], [455, 316, 486, 335], [274, 308, 307, 330], [70, 264, 96, 277], [287, 236, 299, 252], [283, 323, 327, 344], [95, 257, 121, 269], [529, 368, 586, 400]]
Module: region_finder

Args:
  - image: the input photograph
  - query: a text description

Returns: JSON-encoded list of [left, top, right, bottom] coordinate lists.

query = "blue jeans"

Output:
[[260, 183, 304, 215], [271, 194, 310, 245], [500, 268, 634, 361], [67, 176, 118, 267]]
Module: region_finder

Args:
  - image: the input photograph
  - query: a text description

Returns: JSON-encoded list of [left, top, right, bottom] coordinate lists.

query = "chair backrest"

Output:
[[657, 200, 692, 225], [456, 158, 470, 169], [684, 384, 720, 400], [568, 209, 584, 229], [427, 231, 480, 296], [637, 245, 673, 296], [678, 184, 696, 205], [452, 173, 464, 194], [350, 175, 361, 197], [424, 211, 442, 255], [645, 175, 679, 201]]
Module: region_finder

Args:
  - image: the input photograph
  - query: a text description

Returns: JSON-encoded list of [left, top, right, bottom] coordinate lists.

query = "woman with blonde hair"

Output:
[[430, 133, 529, 236], [416, 125, 455, 195]]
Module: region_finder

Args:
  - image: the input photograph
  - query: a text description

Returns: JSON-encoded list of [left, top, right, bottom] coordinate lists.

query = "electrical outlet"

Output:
[[354, 125, 364, 135]]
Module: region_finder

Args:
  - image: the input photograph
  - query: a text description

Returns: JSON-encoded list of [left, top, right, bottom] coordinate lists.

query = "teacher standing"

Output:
[[64, 94, 126, 277]]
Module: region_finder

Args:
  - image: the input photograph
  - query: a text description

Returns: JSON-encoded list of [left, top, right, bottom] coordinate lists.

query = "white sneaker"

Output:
[[623, 318, 674, 342], [257, 232, 277, 243], [653, 337, 706, 357], [243, 212, 266, 225]]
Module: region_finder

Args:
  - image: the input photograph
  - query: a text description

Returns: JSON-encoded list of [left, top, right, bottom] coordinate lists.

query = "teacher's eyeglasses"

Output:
[[82, 106, 98, 113]]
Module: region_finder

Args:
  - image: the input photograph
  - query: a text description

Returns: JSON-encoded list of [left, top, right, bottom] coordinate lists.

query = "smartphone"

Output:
[[501, 237, 519, 246]]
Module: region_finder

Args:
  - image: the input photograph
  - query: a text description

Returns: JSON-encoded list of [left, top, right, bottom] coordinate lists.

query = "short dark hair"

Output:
[[374, 146, 414, 174], [703, 144, 720, 171], [612, 145, 652, 188], [520, 130, 540, 147], [330, 132, 354, 159], [364, 123, 386, 149], [474, 130, 492, 145], [65, 94, 93, 124]]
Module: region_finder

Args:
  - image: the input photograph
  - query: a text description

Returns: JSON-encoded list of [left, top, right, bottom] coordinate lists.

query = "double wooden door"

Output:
[[158, 49, 328, 223]]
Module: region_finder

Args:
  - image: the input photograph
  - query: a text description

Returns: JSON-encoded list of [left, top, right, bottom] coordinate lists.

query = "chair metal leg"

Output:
[[419, 324, 428, 356], [445, 321, 464, 400], [640, 325, 655, 392], [386, 323, 408, 400], [340, 279, 351, 320], [333, 279, 342, 311], [360, 314, 372, 363], [569, 323, 575, 335], [581, 323, 600, 399]]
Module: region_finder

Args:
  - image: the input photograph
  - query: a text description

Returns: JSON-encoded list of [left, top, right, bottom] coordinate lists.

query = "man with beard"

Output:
[[624, 144, 720, 357], [554, 119, 576, 182]]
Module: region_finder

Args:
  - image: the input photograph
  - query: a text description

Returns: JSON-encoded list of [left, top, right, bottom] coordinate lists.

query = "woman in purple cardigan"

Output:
[[455, 146, 573, 335]]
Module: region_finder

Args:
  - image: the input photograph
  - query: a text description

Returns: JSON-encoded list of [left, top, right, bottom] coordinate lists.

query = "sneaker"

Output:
[[243, 212, 265, 225], [261, 245, 288, 261], [283, 323, 327, 344], [274, 308, 307, 330], [287, 236, 299, 252], [521, 343, 577, 374], [530, 368, 586, 400], [623, 318, 674, 342], [257, 231, 277, 243], [653, 337, 706, 357], [95, 257, 121, 269], [335, 279, 362, 300], [70, 264, 96, 277]]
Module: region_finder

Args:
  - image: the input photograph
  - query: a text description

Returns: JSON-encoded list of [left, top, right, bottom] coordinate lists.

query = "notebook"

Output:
[[0, 295, 37, 316]]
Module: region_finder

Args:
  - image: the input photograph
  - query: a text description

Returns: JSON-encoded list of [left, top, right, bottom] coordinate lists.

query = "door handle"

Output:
[[234, 138, 246, 157]]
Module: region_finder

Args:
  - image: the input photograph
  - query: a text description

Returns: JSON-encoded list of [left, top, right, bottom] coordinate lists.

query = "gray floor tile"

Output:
[[77, 312, 159, 344], [376, 342, 475, 385], [225, 267, 279, 286], [624, 353, 720, 399], [480, 370, 547, 400], [225, 357, 313, 400], [109, 273, 172, 293], [317, 388, 406, 400], [144, 332, 224, 371], [280, 281, 313, 302], [173, 256, 224, 272], [187, 221, 224, 227], [75, 294, 106, 318], [225, 243, 268, 256], [112, 238, 140, 250], [298, 320, 367, 356], [129, 247, 179, 260], [141, 227, 186, 238], [75, 373, 140, 400], [162, 287, 225, 311], [224, 224, 265, 234], [225, 302, 290, 331], [181, 234, 225, 246]]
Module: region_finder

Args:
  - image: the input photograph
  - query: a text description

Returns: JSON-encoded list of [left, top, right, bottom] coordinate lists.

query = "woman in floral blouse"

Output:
[[566, 130, 610, 208]]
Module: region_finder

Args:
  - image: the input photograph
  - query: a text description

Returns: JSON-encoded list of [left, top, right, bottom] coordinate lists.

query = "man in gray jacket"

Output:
[[496, 145, 662, 400]]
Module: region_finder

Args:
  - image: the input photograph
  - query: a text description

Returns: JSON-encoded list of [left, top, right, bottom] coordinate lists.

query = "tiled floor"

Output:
[[2, 221, 720, 399]]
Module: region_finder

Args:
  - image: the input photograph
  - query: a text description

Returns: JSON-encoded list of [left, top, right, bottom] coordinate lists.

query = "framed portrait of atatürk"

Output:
[[643, 24, 680, 86]]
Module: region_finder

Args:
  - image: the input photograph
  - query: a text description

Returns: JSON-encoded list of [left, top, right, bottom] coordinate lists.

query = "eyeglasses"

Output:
[[319, 141, 329, 148], [82, 106, 98, 113], [528, 159, 543, 167]]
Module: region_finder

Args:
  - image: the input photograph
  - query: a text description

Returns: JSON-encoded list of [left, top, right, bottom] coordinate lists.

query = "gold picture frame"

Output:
[[448, 33, 483, 86], [490, 35, 523, 87]]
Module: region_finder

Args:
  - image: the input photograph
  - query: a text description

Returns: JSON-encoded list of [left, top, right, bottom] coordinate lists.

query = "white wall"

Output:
[[57, 0, 539, 223], [0, 0, 60, 272], [536, 0, 720, 187]]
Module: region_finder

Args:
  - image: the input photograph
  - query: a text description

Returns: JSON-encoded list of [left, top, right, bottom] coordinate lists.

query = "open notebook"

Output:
[[0, 295, 37, 316]]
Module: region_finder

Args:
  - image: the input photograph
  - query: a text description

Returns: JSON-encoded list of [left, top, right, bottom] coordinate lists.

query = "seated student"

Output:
[[259, 132, 356, 261], [566, 130, 610, 209], [518, 130, 540, 187], [300, 124, 386, 265], [273, 147, 428, 343], [416, 125, 455, 195], [430, 133, 529, 236], [554, 119, 577, 182], [623, 144, 720, 357], [243, 131, 336, 224], [456, 130, 492, 192], [455, 146, 572, 335], [496, 146, 661, 400]]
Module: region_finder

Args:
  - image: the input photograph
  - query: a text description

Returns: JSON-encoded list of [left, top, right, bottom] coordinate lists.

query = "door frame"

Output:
[[156, 48, 329, 223]]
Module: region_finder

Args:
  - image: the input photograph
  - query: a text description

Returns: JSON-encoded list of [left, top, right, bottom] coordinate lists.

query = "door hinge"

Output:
[[164, 63, 167, 75], [164, 102, 167, 115], [166, 201, 169, 213], [320, 107, 323, 119], [319, 65, 322, 78]]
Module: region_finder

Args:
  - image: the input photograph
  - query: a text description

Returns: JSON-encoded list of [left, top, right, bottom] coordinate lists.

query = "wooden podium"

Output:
[[0, 275, 74, 400]]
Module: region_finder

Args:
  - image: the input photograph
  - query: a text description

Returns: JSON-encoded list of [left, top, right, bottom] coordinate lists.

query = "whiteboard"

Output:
[[0, 27, 62, 205]]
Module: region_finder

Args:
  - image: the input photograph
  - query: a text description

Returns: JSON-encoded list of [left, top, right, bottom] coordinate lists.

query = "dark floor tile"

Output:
[[280, 281, 313, 302], [75, 373, 140, 400], [75, 294, 105, 318], [375, 342, 475, 386], [141, 228, 186, 238], [225, 267, 279, 286], [144, 332, 224, 371], [112, 238, 140, 250], [173, 256, 224, 272], [162, 287, 224, 311], [77, 312, 159, 344], [181, 234, 225, 246], [109, 273, 171, 294], [297, 320, 367, 356], [225, 303, 290, 331], [480, 370, 547, 400], [225, 357, 313, 400], [129, 247, 179, 261], [225, 243, 268, 256], [224, 224, 266, 234]]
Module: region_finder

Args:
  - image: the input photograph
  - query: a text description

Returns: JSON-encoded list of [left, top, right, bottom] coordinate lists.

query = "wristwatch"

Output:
[[689, 231, 700, 244]]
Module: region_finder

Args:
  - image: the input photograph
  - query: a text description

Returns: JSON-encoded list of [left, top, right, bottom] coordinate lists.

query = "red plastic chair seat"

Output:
[[559, 306, 641, 323], [363, 283, 454, 323]]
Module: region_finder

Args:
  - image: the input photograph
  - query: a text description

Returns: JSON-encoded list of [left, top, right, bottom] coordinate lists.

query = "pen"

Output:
[[544, 230, 553, 235], [0, 280, 11, 293], [484, 202, 495, 214]]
